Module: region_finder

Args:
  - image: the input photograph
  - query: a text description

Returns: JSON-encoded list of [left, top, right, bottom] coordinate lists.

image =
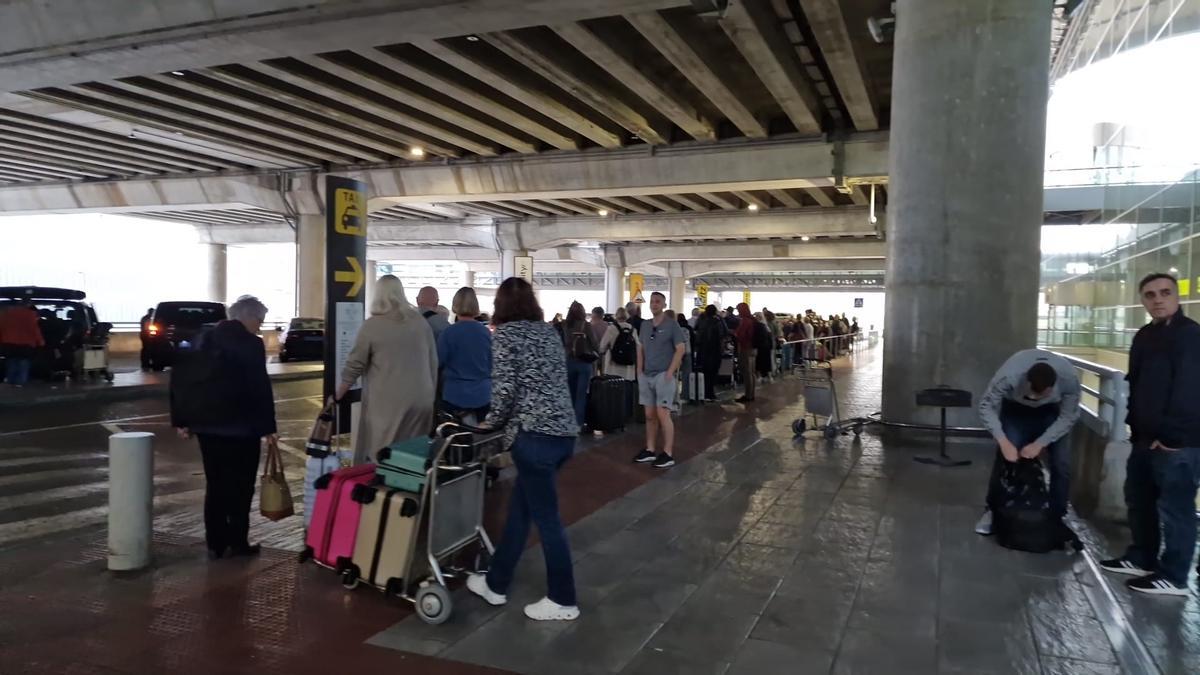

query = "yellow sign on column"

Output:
[[333, 188, 365, 236], [1179, 278, 1192, 296], [743, 289, 751, 306], [629, 273, 646, 304], [696, 282, 709, 307]]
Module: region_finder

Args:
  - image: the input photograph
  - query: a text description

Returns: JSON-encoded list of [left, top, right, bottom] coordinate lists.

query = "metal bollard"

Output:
[[108, 432, 154, 571]]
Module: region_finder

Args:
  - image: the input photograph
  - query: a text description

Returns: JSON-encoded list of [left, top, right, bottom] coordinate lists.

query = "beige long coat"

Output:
[[341, 309, 438, 465]]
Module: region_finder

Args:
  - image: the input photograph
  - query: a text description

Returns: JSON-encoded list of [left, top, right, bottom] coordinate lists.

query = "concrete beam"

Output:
[[498, 207, 879, 249], [0, 0, 692, 93], [720, 0, 824, 136], [626, 10, 767, 139], [619, 239, 886, 265], [797, 0, 879, 131], [0, 174, 289, 215], [682, 258, 886, 277], [357, 135, 889, 202]]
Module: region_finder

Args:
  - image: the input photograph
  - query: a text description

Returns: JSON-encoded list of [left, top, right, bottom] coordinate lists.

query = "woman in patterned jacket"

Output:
[[466, 277, 582, 622]]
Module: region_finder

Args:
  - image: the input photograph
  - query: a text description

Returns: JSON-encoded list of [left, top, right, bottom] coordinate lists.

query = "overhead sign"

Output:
[[325, 176, 368, 415], [515, 255, 534, 284], [629, 273, 646, 304], [696, 282, 709, 308], [854, 297, 864, 308], [743, 289, 751, 306]]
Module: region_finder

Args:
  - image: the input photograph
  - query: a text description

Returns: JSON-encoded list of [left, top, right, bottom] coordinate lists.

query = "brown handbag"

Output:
[[260, 439, 295, 521]]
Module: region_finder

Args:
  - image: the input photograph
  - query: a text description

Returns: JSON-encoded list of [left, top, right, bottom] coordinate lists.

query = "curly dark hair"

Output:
[[492, 277, 543, 325]]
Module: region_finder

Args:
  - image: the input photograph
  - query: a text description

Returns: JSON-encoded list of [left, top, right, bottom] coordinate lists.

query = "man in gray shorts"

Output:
[[631, 292, 686, 469]]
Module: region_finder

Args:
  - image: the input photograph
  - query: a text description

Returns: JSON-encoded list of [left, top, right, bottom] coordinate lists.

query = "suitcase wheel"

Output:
[[340, 568, 360, 590], [415, 583, 452, 625]]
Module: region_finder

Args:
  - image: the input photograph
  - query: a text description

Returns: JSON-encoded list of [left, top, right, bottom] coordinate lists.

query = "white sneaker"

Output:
[[524, 597, 580, 621], [466, 573, 507, 606], [974, 510, 993, 536]]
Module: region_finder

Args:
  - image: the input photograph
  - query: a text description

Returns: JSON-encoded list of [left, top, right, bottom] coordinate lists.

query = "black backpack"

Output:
[[994, 460, 1080, 553], [169, 331, 238, 428], [570, 330, 598, 363], [611, 326, 637, 366]]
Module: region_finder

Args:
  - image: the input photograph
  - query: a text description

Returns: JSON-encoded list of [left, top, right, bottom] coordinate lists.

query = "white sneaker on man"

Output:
[[524, 597, 580, 621], [466, 573, 507, 606], [974, 510, 993, 536]]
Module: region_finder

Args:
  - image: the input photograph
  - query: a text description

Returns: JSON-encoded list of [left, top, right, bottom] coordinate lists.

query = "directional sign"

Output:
[[325, 176, 368, 415], [629, 273, 646, 304], [743, 289, 751, 306], [696, 282, 709, 308], [515, 255, 534, 284]]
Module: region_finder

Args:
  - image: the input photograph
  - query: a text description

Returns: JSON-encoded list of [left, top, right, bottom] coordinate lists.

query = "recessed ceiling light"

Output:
[[409, 147, 426, 158], [466, 35, 480, 42], [171, 71, 185, 76], [747, 203, 759, 211], [597, 209, 609, 217], [801, 235, 811, 241]]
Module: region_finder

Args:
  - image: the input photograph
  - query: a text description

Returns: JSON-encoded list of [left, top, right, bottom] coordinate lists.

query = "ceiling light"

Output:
[[466, 35, 480, 42], [801, 235, 811, 241], [171, 71, 185, 76], [409, 147, 425, 158], [1169, 267, 1179, 275], [747, 203, 759, 212], [597, 209, 609, 217]]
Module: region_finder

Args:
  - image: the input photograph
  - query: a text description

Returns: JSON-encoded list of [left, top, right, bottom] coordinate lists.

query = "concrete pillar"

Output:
[[882, 0, 1052, 426], [500, 249, 527, 281], [205, 243, 227, 304], [364, 259, 378, 310], [108, 432, 154, 572], [669, 276, 687, 313], [604, 265, 625, 313], [296, 214, 325, 318], [462, 269, 476, 289]]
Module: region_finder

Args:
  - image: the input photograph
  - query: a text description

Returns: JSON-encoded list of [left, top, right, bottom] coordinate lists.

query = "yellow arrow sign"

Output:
[[334, 256, 363, 297]]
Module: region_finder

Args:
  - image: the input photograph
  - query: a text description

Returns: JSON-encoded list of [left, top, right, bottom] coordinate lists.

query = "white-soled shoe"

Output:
[[524, 597, 580, 621], [467, 573, 507, 606]]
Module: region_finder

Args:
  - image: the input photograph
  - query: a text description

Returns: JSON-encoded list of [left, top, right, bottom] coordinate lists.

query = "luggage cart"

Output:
[[791, 360, 864, 439], [342, 422, 503, 625]]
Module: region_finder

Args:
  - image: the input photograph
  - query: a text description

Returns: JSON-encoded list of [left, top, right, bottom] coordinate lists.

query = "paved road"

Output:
[[0, 379, 326, 550]]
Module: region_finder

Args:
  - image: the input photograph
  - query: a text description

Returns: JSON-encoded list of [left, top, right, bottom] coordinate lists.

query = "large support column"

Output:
[[668, 263, 687, 312], [296, 214, 325, 318], [500, 249, 528, 281], [882, 0, 1051, 426], [205, 243, 227, 304], [604, 265, 626, 313]]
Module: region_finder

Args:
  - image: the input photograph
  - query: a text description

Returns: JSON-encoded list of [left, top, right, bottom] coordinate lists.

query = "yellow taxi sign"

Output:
[[334, 188, 365, 236]]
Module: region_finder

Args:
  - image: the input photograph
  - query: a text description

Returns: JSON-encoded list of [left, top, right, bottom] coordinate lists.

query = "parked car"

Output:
[[278, 317, 324, 362], [143, 301, 227, 370], [0, 286, 114, 381]]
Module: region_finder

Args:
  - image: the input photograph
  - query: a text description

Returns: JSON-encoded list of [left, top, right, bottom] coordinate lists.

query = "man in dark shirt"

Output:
[[1100, 273, 1200, 596], [139, 307, 154, 370]]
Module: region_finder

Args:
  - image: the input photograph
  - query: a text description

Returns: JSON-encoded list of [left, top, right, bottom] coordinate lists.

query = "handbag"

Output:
[[305, 400, 336, 458], [260, 439, 295, 521]]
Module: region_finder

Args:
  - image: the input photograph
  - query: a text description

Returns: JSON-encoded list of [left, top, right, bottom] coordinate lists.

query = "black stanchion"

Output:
[[912, 386, 973, 467]]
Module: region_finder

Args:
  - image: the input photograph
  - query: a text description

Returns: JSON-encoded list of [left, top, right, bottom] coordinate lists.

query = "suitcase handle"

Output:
[[350, 483, 376, 504]]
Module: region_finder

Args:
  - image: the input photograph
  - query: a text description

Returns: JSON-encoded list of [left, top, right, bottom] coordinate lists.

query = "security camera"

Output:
[[868, 17, 896, 44]]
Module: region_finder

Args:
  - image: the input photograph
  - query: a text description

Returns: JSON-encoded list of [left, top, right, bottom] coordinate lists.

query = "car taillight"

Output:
[[148, 324, 159, 336]]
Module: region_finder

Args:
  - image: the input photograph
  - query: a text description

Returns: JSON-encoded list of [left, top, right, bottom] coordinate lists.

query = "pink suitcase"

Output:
[[303, 464, 376, 571]]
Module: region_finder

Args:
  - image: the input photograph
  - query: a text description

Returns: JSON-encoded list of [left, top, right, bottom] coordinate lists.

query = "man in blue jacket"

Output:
[[1101, 273, 1200, 596], [172, 295, 277, 560]]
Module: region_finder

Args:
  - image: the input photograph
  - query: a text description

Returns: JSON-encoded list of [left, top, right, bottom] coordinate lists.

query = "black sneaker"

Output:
[[1127, 574, 1190, 597], [652, 453, 675, 469], [632, 449, 656, 463], [1099, 557, 1150, 576]]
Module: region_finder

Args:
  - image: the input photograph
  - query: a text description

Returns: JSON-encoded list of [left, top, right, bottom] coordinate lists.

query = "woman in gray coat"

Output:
[[335, 275, 438, 464]]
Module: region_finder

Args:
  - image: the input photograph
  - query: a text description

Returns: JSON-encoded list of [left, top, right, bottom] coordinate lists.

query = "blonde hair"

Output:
[[369, 275, 414, 317], [615, 307, 628, 322], [451, 286, 480, 317]]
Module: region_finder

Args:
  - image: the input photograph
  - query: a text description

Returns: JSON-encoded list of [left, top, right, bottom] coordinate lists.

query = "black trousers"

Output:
[[197, 434, 262, 554]]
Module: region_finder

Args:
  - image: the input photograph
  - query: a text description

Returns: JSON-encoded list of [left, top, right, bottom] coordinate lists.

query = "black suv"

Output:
[[278, 317, 324, 362], [144, 301, 226, 370]]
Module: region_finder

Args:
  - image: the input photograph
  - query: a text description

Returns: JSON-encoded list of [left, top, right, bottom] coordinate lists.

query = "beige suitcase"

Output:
[[345, 484, 422, 594]]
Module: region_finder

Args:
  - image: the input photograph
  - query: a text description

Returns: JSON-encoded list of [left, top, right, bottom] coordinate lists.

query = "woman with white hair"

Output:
[[171, 294, 276, 560], [336, 275, 438, 464]]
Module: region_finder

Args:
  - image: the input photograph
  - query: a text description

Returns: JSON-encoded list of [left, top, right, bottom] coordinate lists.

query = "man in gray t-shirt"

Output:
[[631, 292, 686, 469]]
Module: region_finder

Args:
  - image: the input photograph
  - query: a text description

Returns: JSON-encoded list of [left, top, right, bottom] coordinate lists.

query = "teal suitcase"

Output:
[[376, 437, 433, 493]]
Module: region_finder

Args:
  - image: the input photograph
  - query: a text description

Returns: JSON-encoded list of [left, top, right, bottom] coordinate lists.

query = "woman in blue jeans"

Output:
[[468, 277, 581, 621], [560, 301, 598, 430]]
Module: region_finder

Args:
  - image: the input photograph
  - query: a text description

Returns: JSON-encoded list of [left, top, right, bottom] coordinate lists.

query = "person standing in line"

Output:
[[631, 292, 685, 469], [974, 349, 1081, 536], [466, 278, 581, 621], [437, 287, 492, 425], [694, 305, 727, 401], [139, 306, 155, 370], [672, 310, 694, 401], [733, 303, 757, 403], [0, 301, 44, 387], [1100, 273, 1200, 596], [689, 307, 702, 329], [588, 307, 609, 364], [561, 301, 599, 430], [625, 302, 644, 333], [416, 286, 451, 341], [172, 295, 276, 560], [599, 307, 640, 382], [724, 306, 741, 331], [337, 276, 438, 465]]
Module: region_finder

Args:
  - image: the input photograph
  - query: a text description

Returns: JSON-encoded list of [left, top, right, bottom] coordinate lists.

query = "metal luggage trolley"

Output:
[[402, 422, 503, 624], [791, 359, 864, 439]]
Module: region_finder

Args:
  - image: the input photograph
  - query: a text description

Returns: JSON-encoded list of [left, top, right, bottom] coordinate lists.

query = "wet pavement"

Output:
[[0, 344, 1196, 673]]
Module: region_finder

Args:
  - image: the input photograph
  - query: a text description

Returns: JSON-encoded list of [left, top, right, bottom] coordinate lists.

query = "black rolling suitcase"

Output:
[[588, 375, 626, 432]]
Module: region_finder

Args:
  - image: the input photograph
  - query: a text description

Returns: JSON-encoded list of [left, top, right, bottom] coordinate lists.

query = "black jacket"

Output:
[[187, 320, 277, 439], [1127, 310, 1200, 448]]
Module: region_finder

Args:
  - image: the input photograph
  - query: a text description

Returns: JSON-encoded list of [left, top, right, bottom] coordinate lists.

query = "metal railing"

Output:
[[1048, 350, 1128, 442], [1038, 329, 1137, 349]]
